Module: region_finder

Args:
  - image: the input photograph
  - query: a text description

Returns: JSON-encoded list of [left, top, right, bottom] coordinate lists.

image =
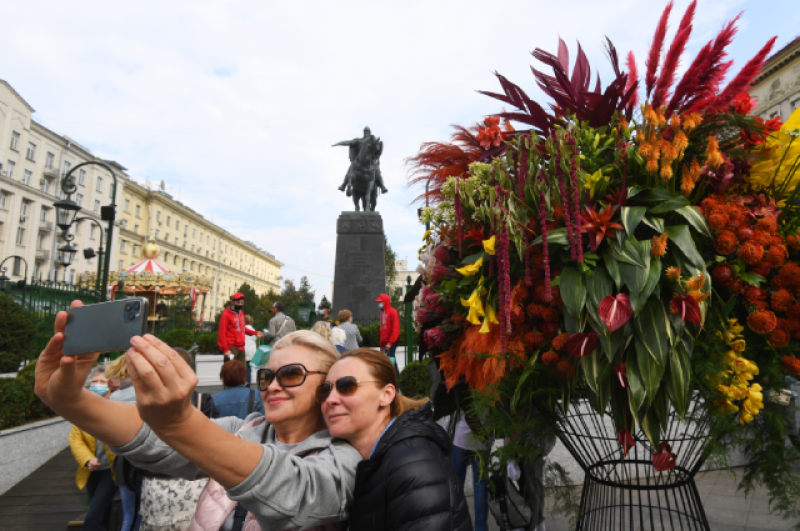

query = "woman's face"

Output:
[[262, 346, 326, 427], [91, 373, 108, 386], [321, 357, 394, 441]]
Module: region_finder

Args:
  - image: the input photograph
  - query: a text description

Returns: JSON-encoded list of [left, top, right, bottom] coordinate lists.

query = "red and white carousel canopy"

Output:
[[126, 258, 170, 275]]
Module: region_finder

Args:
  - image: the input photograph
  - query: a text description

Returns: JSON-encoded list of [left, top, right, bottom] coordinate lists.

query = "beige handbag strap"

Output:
[[196, 393, 202, 410]]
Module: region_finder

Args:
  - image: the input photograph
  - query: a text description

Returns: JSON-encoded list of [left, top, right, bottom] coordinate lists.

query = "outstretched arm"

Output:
[[332, 140, 353, 147]]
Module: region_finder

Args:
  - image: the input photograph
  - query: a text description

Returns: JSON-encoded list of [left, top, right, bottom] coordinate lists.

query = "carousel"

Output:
[[78, 238, 214, 328]]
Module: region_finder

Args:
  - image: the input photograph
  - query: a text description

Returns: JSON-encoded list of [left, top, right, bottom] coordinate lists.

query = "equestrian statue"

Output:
[[333, 126, 388, 211]]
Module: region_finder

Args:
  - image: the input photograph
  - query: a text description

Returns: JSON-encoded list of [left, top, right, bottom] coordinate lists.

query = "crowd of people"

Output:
[[51, 291, 488, 531]]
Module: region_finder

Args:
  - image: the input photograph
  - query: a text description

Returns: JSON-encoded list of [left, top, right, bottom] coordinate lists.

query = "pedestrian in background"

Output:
[[331, 327, 348, 354], [450, 411, 491, 531], [266, 301, 296, 346], [336, 310, 362, 351], [244, 315, 258, 386], [213, 360, 265, 419], [218, 293, 262, 364], [375, 294, 400, 371], [318, 300, 337, 326], [311, 320, 335, 347], [69, 365, 118, 531]]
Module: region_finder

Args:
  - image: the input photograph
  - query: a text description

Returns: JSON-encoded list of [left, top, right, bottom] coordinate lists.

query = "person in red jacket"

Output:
[[218, 293, 262, 365], [376, 293, 400, 368]]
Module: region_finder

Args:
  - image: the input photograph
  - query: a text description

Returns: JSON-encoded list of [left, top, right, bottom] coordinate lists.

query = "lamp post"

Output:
[[73, 217, 105, 294], [0, 255, 28, 305], [57, 233, 78, 282], [55, 161, 118, 301]]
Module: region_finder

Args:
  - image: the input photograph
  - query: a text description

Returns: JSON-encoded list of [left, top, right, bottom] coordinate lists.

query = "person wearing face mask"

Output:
[[218, 293, 263, 365], [375, 294, 400, 369], [69, 365, 119, 531]]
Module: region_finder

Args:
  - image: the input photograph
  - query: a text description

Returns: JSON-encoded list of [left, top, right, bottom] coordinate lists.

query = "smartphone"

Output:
[[63, 297, 149, 356]]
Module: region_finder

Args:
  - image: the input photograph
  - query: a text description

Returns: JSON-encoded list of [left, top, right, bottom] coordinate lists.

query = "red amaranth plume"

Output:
[[645, 1, 674, 99], [625, 51, 640, 109], [703, 36, 778, 115], [406, 124, 483, 205], [652, 0, 696, 109]]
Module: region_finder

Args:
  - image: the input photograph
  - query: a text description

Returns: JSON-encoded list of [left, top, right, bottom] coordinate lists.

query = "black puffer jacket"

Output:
[[348, 403, 473, 531]]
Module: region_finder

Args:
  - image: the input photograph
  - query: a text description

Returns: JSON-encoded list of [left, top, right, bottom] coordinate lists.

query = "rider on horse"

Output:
[[334, 126, 389, 194]]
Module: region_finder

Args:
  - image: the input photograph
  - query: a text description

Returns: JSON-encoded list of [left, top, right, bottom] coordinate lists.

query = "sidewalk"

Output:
[[467, 461, 800, 531]]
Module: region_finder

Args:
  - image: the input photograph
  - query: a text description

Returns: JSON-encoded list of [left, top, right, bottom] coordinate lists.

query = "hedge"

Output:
[[0, 361, 56, 430], [0, 293, 40, 373], [161, 329, 196, 350], [197, 332, 219, 354], [399, 359, 431, 399]]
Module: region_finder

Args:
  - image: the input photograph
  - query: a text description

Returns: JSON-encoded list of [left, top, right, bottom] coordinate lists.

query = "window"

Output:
[[183, 241, 187, 249], [33, 261, 40, 278], [26, 142, 36, 160], [0, 221, 5, 240], [166, 215, 170, 225], [7, 160, 15, 178], [206, 250, 209, 257], [184, 225, 188, 236], [769, 110, 780, 120], [155, 229, 160, 239], [78, 170, 86, 185], [10, 132, 19, 150], [94, 200, 100, 213], [132, 245, 138, 256], [20, 200, 30, 217], [793, 98, 800, 111], [120, 219, 127, 229], [191, 245, 195, 252], [121, 240, 126, 252], [63, 161, 71, 175], [40, 177, 51, 193], [135, 205, 141, 217], [174, 237, 178, 244], [174, 255, 178, 265], [96, 177, 103, 193], [165, 232, 169, 241], [22, 170, 31, 185], [206, 235, 209, 245], [119, 260, 124, 270], [45, 152, 55, 169], [192, 228, 195, 238], [175, 220, 179, 229], [16, 227, 25, 245], [76, 193, 84, 206], [70, 270, 75, 283], [156, 211, 161, 221], [124, 199, 130, 211], [134, 224, 139, 234], [13, 256, 22, 275], [40, 208, 48, 221], [90, 226, 96, 239], [1, 191, 9, 209], [37, 233, 45, 249]]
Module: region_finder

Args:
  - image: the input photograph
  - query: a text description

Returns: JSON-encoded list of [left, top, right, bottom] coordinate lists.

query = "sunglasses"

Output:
[[316, 376, 380, 403], [257, 363, 326, 391]]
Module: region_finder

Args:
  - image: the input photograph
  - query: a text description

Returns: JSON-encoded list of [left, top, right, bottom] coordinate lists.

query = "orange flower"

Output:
[[652, 234, 669, 257], [542, 351, 560, 366], [738, 242, 765, 265], [747, 310, 778, 334], [686, 274, 706, 291], [524, 330, 545, 348], [787, 235, 800, 251], [682, 113, 703, 132], [782, 356, 800, 376], [688, 290, 709, 303], [766, 245, 788, 267], [660, 164, 673, 180], [712, 264, 734, 285], [771, 289, 793, 312], [646, 157, 659, 174], [705, 136, 724, 170], [666, 266, 682, 282], [744, 286, 767, 303], [769, 329, 790, 347], [673, 130, 688, 156], [778, 263, 800, 289], [639, 142, 653, 158], [670, 115, 681, 130], [756, 216, 778, 235], [708, 212, 729, 231], [551, 332, 569, 352], [715, 230, 738, 255], [555, 359, 576, 379]]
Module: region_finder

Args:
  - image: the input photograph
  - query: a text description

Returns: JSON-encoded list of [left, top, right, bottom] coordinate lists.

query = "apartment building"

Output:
[[0, 80, 121, 284], [119, 178, 283, 323], [750, 36, 800, 121]]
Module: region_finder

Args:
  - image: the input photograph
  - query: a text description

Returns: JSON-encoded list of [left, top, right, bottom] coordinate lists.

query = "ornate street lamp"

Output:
[[0, 255, 29, 304], [54, 197, 81, 232], [57, 233, 79, 269], [0, 270, 9, 292]]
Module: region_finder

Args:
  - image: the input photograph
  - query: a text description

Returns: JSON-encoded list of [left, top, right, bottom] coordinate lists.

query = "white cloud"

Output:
[[0, 0, 781, 305]]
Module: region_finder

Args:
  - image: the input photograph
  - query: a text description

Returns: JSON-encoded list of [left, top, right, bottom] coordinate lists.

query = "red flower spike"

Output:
[[653, 442, 677, 472], [612, 363, 628, 388], [599, 294, 633, 332], [670, 295, 702, 325], [567, 332, 600, 358], [618, 429, 636, 457]]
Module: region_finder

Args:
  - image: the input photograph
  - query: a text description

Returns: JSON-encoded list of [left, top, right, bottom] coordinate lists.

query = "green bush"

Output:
[[358, 323, 381, 348], [197, 332, 220, 354], [0, 293, 40, 373], [0, 361, 56, 430], [399, 359, 431, 399], [162, 329, 196, 350]]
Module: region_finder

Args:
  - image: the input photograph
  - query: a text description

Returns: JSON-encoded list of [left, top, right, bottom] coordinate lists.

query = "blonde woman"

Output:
[[311, 320, 335, 347], [36, 306, 361, 530]]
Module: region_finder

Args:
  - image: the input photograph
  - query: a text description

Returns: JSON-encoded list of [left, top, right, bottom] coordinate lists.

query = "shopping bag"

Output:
[[251, 345, 271, 367]]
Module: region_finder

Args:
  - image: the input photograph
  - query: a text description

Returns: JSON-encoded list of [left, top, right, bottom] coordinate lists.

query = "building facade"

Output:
[[0, 80, 121, 284], [389, 259, 419, 299], [118, 179, 282, 323], [750, 36, 800, 121]]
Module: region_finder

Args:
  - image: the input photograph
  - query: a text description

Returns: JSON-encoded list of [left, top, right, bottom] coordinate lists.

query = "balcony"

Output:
[[35, 249, 50, 261], [43, 166, 60, 179], [39, 220, 53, 232]]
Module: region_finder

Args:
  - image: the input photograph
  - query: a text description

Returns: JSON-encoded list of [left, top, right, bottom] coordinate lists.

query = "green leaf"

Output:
[[737, 271, 767, 287], [609, 238, 647, 268], [632, 188, 679, 203], [560, 266, 587, 320], [647, 196, 690, 214], [665, 341, 692, 420], [582, 352, 611, 415], [635, 335, 666, 412], [675, 205, 713, 240], [630, 257, 662, 315], [460, 251, 486, 265], [637, 405, 662, 449], [621, 206, 648, 236], [626, 346, 648, 418], [642, 216, 665, 233], [627, 185, 648, 200], [602, 246, 622, 290], [619, 238, 651, 298], [532, 228, 569, 247], [610, 377, 633, 434], [665, 225, 705, 270], [633, 299, 671, 396], [586, 265, 614, 306]]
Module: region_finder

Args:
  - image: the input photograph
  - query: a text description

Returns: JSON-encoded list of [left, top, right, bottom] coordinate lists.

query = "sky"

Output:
[[1, 0, 797, 305]]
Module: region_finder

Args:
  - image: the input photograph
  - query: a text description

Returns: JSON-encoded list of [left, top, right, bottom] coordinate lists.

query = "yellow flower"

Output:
[[731, 339, 746, 352], [713, 399, 739, 416], [583, 169, 608, 199], [483, 236, 496, 256], [748, 106, 800, 193], [456, 257, 484, 276], [479, 305, 500, 334], [739, 384, 764, 425], [461, 285, 486, 326]]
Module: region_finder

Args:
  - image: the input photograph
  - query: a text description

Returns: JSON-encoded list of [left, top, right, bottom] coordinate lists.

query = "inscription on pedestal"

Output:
[[332, 212, 386, 321]]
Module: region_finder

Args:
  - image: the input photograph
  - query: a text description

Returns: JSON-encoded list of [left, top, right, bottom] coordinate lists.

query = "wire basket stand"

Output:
[[554, 397, 711, 531]]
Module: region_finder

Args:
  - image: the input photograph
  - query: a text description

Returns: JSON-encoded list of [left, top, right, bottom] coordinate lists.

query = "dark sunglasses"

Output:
[[257, 363, 326, 391], [316, 376, 380, 403]]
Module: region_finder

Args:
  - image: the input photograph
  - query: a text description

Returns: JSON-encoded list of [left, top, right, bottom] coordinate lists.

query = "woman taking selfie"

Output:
[[319, 348, 473, 531], [35, 304, 360, 531]]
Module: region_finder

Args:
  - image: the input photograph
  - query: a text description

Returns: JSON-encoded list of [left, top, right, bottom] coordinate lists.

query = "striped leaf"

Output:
[[560, 266, 587, 320], [675, 205, 713, 240], [621, 206, 648, 235]]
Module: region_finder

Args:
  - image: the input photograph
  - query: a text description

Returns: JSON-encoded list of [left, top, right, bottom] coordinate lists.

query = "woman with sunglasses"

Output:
[[34, 307, 361, 531], [319, 348, 473, 531]]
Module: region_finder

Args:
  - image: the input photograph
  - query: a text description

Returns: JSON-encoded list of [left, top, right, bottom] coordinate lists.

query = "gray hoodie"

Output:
[[109, 412, 362, 530]]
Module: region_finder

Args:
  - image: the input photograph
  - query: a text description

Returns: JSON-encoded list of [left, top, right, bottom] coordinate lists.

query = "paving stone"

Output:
[[746, 512, 800, 530], [704, 506, 751, 527]]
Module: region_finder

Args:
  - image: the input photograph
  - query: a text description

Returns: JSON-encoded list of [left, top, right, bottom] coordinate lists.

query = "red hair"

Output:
[[220, 360, 247, 387]]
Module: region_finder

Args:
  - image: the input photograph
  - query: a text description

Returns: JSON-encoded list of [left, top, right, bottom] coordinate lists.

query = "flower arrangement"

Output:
[[410, 0, 800, 516]]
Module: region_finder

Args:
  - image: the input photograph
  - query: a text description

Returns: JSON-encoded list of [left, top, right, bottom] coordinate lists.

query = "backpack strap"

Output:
[[248, 389, 255, 415]]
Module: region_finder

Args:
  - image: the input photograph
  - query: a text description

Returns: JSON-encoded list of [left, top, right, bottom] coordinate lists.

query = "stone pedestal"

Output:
[[332, 212, 386, 321]]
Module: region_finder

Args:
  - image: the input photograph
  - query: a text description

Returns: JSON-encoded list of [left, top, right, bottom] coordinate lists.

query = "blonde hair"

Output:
[[245, 315, 254, 325], [311, 321, 334, 346], [273, 330, 339, 373], [338, 348, 429, 417], [106, 356, 129, 381]]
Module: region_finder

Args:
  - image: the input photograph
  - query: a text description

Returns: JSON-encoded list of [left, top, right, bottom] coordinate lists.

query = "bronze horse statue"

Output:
[[334, 128, 385, 211]]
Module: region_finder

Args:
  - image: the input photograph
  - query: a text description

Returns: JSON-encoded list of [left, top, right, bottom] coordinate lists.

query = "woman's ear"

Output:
[[380, 384, 397, 409]]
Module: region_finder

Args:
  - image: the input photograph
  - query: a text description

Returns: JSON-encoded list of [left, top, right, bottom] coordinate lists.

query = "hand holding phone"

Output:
[[63, 298, 149, 356]]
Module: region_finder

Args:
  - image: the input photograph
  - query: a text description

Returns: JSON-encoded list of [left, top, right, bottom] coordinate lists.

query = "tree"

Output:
[[385, 236, 400, 305], [297, 276, 315, 304], [0, 294, 40, 372], [280, 278, 301, 321], [319, 294, 331, 309]]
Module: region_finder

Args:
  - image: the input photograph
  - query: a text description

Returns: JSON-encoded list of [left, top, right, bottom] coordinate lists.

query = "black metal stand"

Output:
[[555, 399, 711, 531]]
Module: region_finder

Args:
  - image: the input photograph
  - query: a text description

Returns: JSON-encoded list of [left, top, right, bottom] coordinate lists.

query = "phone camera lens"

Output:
[[125, 303, 133, 311], [133, 302, 141, 309]]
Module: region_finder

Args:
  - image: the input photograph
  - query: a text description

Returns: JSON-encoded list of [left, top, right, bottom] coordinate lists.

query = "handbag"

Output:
[[488, 469, 532, 531], [251, 345, 271, 368], [768, 388, 793, 406]]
